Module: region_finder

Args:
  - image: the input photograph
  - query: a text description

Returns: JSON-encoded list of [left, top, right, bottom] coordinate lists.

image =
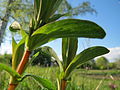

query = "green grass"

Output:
[[71, 70, 120, 90], [0, 66, 120, 90], [79, 69, 120, 75]]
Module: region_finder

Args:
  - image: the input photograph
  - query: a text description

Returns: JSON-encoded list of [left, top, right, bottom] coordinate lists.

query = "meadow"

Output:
[[0, 66, 120, 90]]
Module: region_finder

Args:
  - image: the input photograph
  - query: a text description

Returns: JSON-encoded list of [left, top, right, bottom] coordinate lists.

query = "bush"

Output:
[[31, 48, 51, 67], [108, 63, 117, 69], [95, 56, 109, 70]]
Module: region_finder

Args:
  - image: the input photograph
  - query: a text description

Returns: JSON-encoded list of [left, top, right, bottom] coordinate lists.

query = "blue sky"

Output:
[[0, 0, 120, 61], [74, 0, 120, 48], [46, 0, 120, 57]]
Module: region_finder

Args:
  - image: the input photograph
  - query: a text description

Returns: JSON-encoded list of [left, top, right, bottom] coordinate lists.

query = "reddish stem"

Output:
[[8, 49, 31, 90], [8, 84, 17, 90], [16, 50, 31, 74], [61, 79, 67, 90]]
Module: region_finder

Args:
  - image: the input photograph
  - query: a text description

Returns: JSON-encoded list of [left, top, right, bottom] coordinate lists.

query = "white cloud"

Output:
[[103, 47, 120, 62]]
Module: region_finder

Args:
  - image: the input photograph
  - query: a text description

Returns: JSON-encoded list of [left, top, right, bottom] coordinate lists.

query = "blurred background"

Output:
[[0, 0, 120, 89]]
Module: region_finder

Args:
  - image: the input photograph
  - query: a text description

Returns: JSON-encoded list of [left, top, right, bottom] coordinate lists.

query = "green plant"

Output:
[[0, 0, 109, 90], [41, 41, 109, 90], [96, 56, 109, 70]]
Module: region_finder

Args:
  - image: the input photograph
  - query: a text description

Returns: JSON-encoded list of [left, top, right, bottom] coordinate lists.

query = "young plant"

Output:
[[0, 0, 109, 90], [38, 38, 109, 90]]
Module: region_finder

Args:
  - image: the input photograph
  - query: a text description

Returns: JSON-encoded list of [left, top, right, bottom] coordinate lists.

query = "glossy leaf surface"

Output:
[[28, 19, 106, 50], [65, 46, 109, 79], [34, 0, 63, 22], [66, 38, 78, 67], [62, 38, 69, 67]]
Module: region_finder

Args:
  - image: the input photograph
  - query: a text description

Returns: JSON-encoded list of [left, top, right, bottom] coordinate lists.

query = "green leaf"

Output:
[[0, 63, 21, 78], [34, 0, 63, 22], [62, 38, 78, 69], [20, 29, 28, 38], [66, 38, 78, 66], [12, 37, 17, 55], [64, 46, 109, 79], [28, 19, 106, 50], [20, 74, 56, 90], [47, 14, 66, 23], [62, 38, 69, 68], [29, 18, 36, 35], [12, 38, 25, 70]]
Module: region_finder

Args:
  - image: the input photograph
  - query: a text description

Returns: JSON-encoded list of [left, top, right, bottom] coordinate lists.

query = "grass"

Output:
[[79, 69, 120, 75], [0, 66, 120, 90]]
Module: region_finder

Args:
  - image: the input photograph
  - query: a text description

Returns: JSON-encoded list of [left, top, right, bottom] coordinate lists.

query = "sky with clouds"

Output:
[[0, 0, 120, 62]]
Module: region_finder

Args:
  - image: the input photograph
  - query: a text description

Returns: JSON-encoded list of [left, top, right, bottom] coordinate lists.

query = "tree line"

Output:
[[0, 52, 120, 70]]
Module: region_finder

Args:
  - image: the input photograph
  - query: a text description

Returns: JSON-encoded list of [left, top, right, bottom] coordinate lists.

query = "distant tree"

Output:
[[108, 62, 117, 69], [80, 59, 96, 69], [114, 58, 120, 69], [58, 1, 96, 17], [31, 48, 51, 67], [31, 46, 60, 67], [96, 56, 109, 69]]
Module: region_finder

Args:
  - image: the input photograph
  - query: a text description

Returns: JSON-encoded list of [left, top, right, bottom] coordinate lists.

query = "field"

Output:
[[0, 66, 120, 90]]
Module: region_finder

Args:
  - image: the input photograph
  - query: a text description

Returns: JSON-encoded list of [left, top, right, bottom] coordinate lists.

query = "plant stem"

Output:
[[8, 49, 31, 90], [8, 84, 17, 90], [61, 79, 67, 90], [16, 49, 31, 74]]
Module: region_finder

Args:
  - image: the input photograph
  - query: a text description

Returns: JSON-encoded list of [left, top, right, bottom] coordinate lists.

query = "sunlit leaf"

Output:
[[20, 29, 28, 38], [28, 19, 106, 50], [12, 38, 25, 70], [34, 0, 63, 22], [12, 37, 17, 55], [66, 38, 78, 66], [62, 38, 69, 68], [64, 46, 109, 79], [0, 63, 20, 78]]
